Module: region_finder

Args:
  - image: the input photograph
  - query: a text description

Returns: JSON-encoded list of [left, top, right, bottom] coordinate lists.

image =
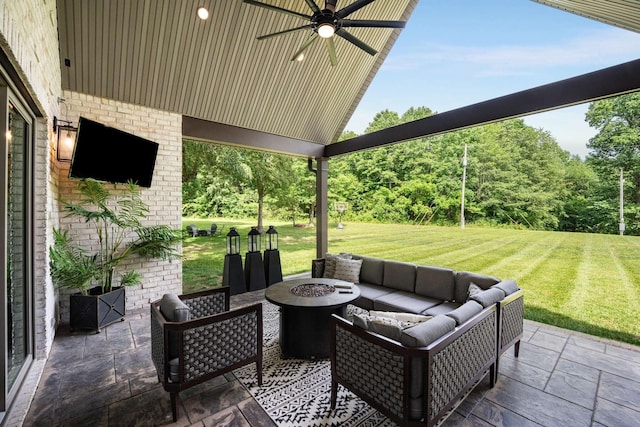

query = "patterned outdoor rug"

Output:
[[234, 301, 397, 426]]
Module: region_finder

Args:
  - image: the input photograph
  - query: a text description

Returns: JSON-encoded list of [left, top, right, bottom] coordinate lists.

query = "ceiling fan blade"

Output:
[[326, 37, 338, 66], [335, 0, 375, 19], [290, 33, 319, 61], [335, 28, 376, 55], [304, 0, 322, 14], [243, 0, 311, 20], [340, 19, 406, 28], [257, 24, 314, 40]]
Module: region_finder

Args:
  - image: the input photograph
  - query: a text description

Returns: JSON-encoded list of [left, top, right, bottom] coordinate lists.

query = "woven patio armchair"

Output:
[[150, 287, 263, 421]]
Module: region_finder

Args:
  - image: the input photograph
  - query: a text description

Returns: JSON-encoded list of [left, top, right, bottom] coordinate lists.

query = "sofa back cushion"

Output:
[[400, 315, 456, 347], [382, 261, 416, 292], [445, 301, 483, 325], [414, 265, 456, 301], [470, 287, 506, 308], [357, 255, 385, 285], [492, 280, 520, 296], [454, 271, 500, 303]]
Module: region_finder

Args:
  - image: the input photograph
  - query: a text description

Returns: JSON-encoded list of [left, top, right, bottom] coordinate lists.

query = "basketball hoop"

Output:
[[334, 202, 348, 229]]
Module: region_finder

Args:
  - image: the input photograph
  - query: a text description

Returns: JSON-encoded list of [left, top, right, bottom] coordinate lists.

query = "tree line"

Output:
[[182, 93, 640, 235]]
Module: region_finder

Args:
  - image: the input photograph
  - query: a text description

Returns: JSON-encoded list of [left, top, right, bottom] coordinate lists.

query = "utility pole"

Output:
[[461, 144, 467, 229], [619, 168, 625, 236]]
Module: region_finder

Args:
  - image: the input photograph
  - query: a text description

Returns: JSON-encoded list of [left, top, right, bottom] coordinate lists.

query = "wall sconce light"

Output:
[[53, 116, 77, 162]]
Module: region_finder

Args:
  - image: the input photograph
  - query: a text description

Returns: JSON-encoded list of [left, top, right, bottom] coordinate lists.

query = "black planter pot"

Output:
[[69, 286, 126, 333]]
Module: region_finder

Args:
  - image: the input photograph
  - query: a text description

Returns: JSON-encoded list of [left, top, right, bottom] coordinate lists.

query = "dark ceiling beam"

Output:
[[182, 116, 325, 158], [325, 58, 640, 158]]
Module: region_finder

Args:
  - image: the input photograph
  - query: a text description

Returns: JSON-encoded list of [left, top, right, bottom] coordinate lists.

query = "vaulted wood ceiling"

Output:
[[57, 0, 640, 158], [57, 0, 416, 153], [532, 0, 640, 33]]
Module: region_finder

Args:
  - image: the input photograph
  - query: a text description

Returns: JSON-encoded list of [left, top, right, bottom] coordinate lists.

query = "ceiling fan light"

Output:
[[317, 23, 335, 38], [197, 7, 209, 20]]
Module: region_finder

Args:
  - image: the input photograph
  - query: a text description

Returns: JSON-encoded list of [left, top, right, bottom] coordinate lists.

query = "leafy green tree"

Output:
[[586, 93, 640, 203]]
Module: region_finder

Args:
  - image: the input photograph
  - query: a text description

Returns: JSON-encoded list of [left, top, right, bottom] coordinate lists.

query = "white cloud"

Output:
[[382, 28, 640, 76]]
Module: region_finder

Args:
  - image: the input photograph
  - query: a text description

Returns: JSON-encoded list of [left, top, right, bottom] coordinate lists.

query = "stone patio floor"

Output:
[[20, 289, 640, 427]]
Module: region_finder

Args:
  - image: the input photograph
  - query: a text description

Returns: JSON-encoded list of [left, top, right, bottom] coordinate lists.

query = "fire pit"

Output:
[[290, 283, 336, 297]]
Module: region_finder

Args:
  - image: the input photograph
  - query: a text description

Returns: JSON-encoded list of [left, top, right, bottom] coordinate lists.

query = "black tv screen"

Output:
[[69, 117, 159, 188]]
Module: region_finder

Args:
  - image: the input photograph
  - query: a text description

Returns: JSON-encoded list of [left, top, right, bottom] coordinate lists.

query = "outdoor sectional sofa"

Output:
[[311, 254, 524, 427]]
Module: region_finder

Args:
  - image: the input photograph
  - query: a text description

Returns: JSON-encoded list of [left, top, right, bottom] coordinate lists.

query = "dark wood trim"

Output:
[[182, 116, 325, 158], [325, 58, 640, 157]]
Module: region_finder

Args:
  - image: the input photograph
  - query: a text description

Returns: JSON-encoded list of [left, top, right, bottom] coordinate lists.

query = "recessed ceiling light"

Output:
[[197, 7, 209, 20], [296, 53, 304, 62]]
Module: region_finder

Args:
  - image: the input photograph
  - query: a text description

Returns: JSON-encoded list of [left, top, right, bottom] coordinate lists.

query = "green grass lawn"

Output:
[[182, 218, 640, 346]]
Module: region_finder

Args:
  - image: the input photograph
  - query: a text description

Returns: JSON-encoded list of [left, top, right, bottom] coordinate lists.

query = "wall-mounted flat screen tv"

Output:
[[69, 117, 159, 188]]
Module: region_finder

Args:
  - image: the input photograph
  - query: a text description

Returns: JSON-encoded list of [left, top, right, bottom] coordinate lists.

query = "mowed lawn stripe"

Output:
[[601, 236, 640, 338], [480, 231, 565, 282]]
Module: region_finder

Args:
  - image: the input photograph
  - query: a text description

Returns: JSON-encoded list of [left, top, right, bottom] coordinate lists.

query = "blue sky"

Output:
[[346, 0, 640, 158]]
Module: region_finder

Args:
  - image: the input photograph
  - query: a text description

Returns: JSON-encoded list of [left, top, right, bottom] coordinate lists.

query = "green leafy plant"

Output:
[[50, 179, 182, 295]]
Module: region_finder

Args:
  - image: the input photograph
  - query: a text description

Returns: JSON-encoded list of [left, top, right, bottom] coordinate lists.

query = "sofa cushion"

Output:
[[446, 301, 483, 325], [454, 271, 501, 303], [323, 253, 351, 279], [421, 302, 461, 316], [160, 294, 191, 360], [382, 261, 416, 292], [467, 282, 483, 301], [334, 257, 363, 283], [160, 293, 190, 322], [354, 283, 396, 310], [414, 265, 456, 301], [353, 314, 403, 341], [470, 288, 506, 308], [357, 256, 385, 286], [373, 291, 441, 314], [400, 315, 456, 347], [493, 280, 520, 296], [369, 311, 432, 325]]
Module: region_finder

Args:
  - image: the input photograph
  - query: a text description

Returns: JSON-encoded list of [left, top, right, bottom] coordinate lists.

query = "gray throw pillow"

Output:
[[467, 282, 483, 301], [470, 287, 506, 308], [492, 280, 520, 296], [323, 253, 352, 279], [400, 315, 456, 347], [333, 257, 363, 283]]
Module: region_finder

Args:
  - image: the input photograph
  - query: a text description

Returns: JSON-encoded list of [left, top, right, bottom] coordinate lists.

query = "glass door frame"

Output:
[[0, 78, 35, 415]]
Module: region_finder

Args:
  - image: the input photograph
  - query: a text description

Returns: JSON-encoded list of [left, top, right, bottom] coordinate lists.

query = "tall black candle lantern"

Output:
[[244, 227, 266, 291], [222, 227, 245, 295], [264, 225, 283, 286]]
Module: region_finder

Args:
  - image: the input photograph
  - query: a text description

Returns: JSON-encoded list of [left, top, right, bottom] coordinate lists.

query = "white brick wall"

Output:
[[0, 0, 61, 359], [57, 91, 183, 317], [0, 2, 183, 424]]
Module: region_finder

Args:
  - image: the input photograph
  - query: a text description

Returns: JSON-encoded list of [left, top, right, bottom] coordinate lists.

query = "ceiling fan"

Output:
[[243, 0, 406, 66]]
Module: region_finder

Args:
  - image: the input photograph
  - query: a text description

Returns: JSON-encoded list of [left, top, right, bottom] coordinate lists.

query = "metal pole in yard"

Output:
[[461, 144, 467, 229], [619, 168, 625, 236]]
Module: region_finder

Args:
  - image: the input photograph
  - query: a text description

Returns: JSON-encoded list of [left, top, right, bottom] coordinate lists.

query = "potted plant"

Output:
[[49, 179, 181, 332]]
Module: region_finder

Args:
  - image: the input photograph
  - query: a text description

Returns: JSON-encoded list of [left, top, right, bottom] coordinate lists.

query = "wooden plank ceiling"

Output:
[[57, 0, 416, 149], [532, 0, 640, 34]]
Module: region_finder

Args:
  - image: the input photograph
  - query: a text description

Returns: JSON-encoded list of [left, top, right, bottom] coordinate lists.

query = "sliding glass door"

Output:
[[1, 78, 34, 415]]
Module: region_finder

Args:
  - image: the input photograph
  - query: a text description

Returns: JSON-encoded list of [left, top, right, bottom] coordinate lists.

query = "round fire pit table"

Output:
[[265, 277, 360, 359]]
